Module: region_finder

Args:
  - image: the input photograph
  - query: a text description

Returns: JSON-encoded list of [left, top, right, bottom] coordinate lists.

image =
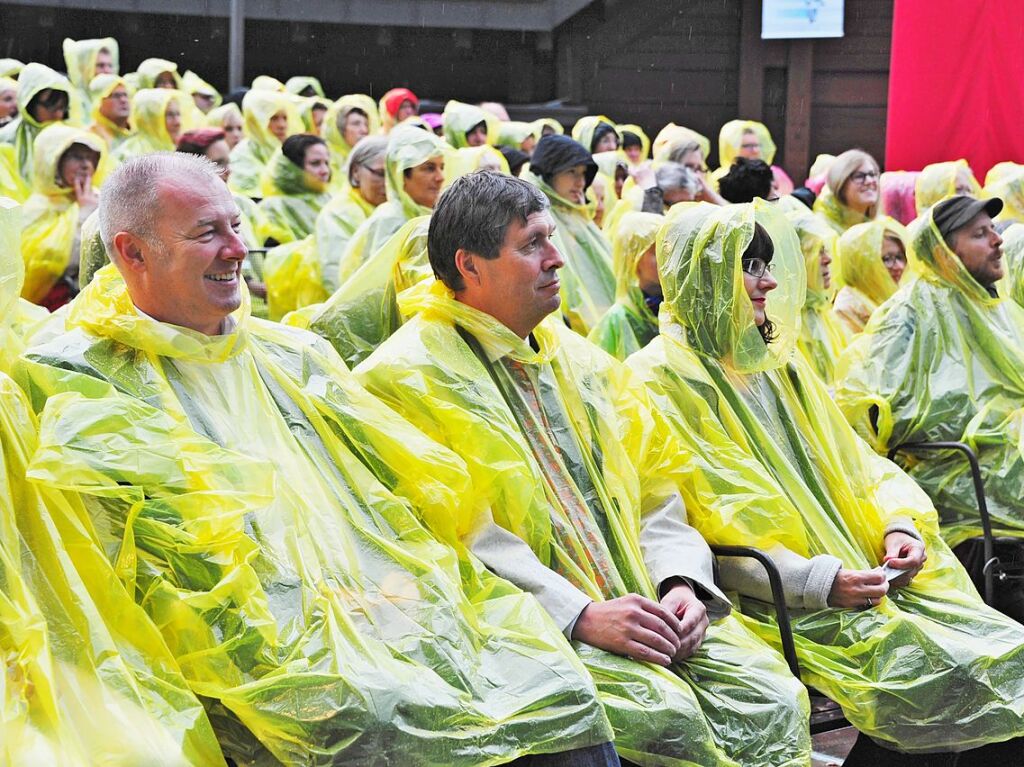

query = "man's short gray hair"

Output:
[[346, 136, 388, 186], [98, 151, 222, 257], [655, 162, 699, 196]]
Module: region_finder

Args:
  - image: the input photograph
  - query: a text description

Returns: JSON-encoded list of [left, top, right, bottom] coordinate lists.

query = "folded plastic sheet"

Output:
[[357, 280, 812, 767], [588, 210, 662, 360], [20, 265, 611, 765], [836, 206, 1024, 547], [629, 200, 1024, 752]]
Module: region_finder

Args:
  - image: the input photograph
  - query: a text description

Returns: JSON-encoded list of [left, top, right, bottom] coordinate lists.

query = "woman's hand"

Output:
[[73, 173, 99, 218], [827, 568, 889, 609], [660, 581, 709, 661], [883, 531, 927, 589]]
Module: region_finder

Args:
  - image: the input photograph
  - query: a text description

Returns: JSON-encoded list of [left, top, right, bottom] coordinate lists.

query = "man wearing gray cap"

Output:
[[837, 194, 1024, 618]]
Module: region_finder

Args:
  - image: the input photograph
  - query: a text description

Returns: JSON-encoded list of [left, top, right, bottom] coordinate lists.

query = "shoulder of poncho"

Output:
[[23, 324, 124, 380], [358, 312, 459, 375]]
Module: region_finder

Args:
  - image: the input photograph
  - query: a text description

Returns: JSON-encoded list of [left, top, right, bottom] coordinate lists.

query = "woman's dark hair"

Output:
[[590, 121, 619, 152], [743, 222, 777, 344], [27, 88, 69, 120], [719, 158, 774, 203], [465, 120, 487, 142], [176, 128, 227, 155], [621, 130, 642, 150], [282, 133, 326, 168]]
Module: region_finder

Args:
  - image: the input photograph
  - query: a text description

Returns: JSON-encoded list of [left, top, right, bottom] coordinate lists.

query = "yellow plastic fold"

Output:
[[652, 123, 711, 164], [629, 199, 1024, 752], [20, 264, 613, 765], [833, 217, 909, 335]]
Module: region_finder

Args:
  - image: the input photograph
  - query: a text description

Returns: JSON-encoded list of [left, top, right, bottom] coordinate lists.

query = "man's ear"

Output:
[[454, 247, 481, 287], [112, 231, 146, 273]]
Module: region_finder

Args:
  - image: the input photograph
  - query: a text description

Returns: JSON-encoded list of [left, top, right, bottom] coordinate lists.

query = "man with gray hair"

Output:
[[357, 170, 811, 766], [21, 153, 622, 766]]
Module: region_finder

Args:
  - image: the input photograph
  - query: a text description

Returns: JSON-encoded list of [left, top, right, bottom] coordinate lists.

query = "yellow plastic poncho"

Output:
[[999, 223, 1024, 310], [0, 137, 29, 203], [333, 124, 447, 286], [616, 123, 650, 167], [712, 119, 776, 185], [284, 76, 325, 98], [628, 199, 1024, 752], [984, 162, 1024, 223], [323, 94, 379, 188], [444, 144, 509, 183], [181, 70, 221, 109], [62, 37, 118, 121], [836, 206, 1024, 547], [832, 217, 909, 335], [652, 123, 711, 164], [496, 120, 536, 151], [786, 208, 847, 384], [19, 264, 614, 766], [0, 59, 22, 78], [111, 88, 193, 163], [441, 100, 498, 149], [0, 64, 73, 183], [303, 215, 432, 367], [228, 90, 303, 198], [86, 74, 133, 154], [813, 183, 876, 234], [255, 148, 331, 245], [20, 125, 104, 303], [523, 167, 615, 335], [313, 184, 377, 293], [260, 235, 328, 321], [132, 57, 182, 90], [587, 210, 663, 360], [915, 159, 980, 215], [1, 198, 226, 767], [356, 280, 811, 767], [531, 117, 563, 137], [251, 75, 285, 92], [205, 100, 241, 132]]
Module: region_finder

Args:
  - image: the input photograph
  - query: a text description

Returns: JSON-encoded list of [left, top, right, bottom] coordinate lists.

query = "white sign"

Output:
[[762, 0, 844, 39]]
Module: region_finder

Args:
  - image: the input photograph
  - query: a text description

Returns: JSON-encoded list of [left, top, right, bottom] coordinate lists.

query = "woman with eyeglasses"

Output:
[[0, 63, 72, 186], [814, 148, 881, 233], [833, 218, 910, 335], [628, 199, 1024, 766]]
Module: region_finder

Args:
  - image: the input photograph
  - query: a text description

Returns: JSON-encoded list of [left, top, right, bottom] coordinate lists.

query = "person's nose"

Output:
[[543, 240, 565, 271], [223, 230, 248, 261], [992, 230, 1004, 250], [760, 271, 778, 292]]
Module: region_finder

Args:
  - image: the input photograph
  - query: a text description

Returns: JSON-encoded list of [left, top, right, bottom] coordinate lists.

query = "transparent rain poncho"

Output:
[[832, 217, 909, 335], [914, 159, 980, 215], [651, 123, 710, 164], [496, 120, 536, 151], [261, 235, 327, 321], [999, 223, 1024, 310], [332, 125, 447, 286], [86, 74, 134, 155], [0, 63, 73, 183], [302, 215, 433, 368], [1, 197, 225, 767], [20, 124, 104, 303], [711, 119, 779, 190], [255, 148, 331, 245], [62, 37, 118, 122], [615, 123, 650, 168], [181, 70, 222, 110], [314, 184, 377, 294], [984, 162, 1024, 224], [131, 57, 182, 90], [522, 139, 615, 335], [571, 115, 618, 154], [356, 279, 811, 767], [628, 199, 1024, 752], [284, 76, 325, 98], [813, 183, 877, 234], [111, 88, 194, 164], [444, 144, 509, 183], [441, 100, 498, 149], [587, 210, 663, 360], [19, 264, 613, 766], [836, 206, 1024, 547], [322, 94, 378, 190], [228, 90, 303, 198], [786, 208, 847, 384]]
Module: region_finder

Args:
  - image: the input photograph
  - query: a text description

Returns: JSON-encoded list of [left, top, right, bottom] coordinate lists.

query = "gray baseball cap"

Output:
[[933, 195, 1003, 241]]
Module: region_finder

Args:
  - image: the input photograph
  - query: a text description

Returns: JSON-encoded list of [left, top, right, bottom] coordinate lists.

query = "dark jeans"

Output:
[[505, 742, 621, 767], [844, 733, 1024, 766]]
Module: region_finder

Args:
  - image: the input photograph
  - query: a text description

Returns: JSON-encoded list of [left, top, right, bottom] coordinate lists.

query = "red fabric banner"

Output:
[[885, 0, 1024, 179]]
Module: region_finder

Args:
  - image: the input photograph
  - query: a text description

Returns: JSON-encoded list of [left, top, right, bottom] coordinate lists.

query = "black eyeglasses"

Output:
[[36, 90, 68, 109], [741, 257, 774, 278]]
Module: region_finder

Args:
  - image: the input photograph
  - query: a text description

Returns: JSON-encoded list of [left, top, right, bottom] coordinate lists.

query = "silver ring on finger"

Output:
[[864, 597, 873, 608]]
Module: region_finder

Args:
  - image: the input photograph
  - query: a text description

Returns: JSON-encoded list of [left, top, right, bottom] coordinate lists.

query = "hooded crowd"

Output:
[[4, 37, 1024, 767]]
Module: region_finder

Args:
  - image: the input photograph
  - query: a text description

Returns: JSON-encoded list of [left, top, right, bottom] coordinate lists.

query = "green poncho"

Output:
[[836, 205, 1024, 547], [832, 217, 909, 335], [786, 208, 847, 384], [629, 199, 1024, 752], [0, 63, 73, 183], [441, 100, 497, 149], [19, 264, 612, 765], [523, 167, 615, 335], [1, 197, 225, 767], [333, 125, 447, 285], [587, 210, 663, 360], [302, 215, 433, 367], [357, 280, 811, 767], [255, 148, 331, 245], [20, 124, 105, 303], [228, 90, 303, 199]]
